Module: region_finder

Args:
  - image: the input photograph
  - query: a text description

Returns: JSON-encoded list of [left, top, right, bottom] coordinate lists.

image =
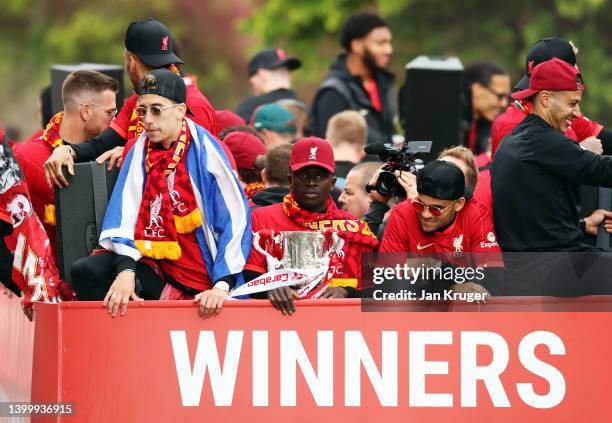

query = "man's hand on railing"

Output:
[[194, 288, 229, 319], [268, 286, 299, 315], [103, 271, 139, 317], [321, 287, 349, 298]]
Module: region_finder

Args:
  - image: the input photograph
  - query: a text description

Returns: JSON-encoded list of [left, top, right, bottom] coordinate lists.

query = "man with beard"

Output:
[[492, 58, 612, 252], [379, 160, 502, 299], [311, 12, 395, 146], [244, 137, 379, 315], [15, 70, 119, 260], [43, 18, 235, 188], [461, 61, 511, 156]]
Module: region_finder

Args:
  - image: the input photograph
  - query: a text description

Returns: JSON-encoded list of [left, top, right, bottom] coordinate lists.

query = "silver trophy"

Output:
[[253, 230, 339, 272]]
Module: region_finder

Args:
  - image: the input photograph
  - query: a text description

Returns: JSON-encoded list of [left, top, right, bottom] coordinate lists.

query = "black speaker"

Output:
[[54, 162, 118, 283], [51, 63, 125, 115], [400, 56, 464, 162]]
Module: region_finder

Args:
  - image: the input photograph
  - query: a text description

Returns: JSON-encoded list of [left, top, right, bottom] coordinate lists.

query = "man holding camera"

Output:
[[244, 137, 379, 315], [379, 160, 503, 298]]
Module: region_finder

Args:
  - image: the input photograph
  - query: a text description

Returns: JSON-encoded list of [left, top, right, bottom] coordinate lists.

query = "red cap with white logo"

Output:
[[290, 137, 335, 173], [512, 57, 584, 100]]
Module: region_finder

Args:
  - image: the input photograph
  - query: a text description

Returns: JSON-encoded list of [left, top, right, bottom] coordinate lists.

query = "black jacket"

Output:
[[311, 54, 396, 146], [492, 114, 612, 252], [235, 89, 303, 122], [251, 187, 289, 209]]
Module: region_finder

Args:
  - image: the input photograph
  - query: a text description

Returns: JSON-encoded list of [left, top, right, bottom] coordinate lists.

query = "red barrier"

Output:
[[0, 292, 34, 404], [2, 297, 612, 422]]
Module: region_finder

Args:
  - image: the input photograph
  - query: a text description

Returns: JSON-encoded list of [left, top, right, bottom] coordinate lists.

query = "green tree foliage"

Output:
[[243, 0, 612, 124]]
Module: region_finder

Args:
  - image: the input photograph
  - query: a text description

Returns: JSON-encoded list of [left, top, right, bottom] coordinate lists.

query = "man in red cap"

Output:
[[222, 131, 267, 201], [491, 37, 610, 157], [43, 18, 235, 188], [244, 137, 379, 314], [493, 58, 612, 253], [477, 38, 612, 217]]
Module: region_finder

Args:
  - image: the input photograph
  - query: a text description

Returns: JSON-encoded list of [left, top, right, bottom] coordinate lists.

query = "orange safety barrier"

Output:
[[2, 296, 612, 422]]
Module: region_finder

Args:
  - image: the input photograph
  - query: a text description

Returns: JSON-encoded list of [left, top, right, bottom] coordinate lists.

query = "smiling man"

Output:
[[70, 69, 251, 318], [492, 58, 612, 252], [311, 12, 395, 146], [379, 160, 502, 297], [244, 137, 378, 315]]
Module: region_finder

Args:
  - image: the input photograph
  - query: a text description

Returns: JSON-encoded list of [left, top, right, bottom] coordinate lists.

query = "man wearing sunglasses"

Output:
[[379, 160, 503, 298], [15, 70, 119, 262], [461, 60, 511, 156], [70, 69, 251, 319], [43, 18, 235, 189]]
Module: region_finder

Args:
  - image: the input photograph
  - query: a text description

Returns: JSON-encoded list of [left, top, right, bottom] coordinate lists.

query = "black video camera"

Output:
[[365, 140, 432, 197]]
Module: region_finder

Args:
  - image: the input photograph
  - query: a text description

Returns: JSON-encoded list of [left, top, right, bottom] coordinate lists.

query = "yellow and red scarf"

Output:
[[133, 119, 202, 259], [41, 112, 65, 225], [244, 181, 265, 200]]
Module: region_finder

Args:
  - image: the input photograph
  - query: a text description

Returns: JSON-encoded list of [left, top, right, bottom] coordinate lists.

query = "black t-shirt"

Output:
[[491, 114, 612, 251], [235, 89, 301, 122]]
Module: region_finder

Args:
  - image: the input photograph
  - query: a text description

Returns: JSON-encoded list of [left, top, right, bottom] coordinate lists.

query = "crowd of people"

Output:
[[2, 12, 612, 318]]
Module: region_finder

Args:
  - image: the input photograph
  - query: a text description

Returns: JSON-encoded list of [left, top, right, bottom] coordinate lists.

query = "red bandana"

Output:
[[134, 119, 202, 259], [244, 181, 265, 200], [41, 112, 66, 225]]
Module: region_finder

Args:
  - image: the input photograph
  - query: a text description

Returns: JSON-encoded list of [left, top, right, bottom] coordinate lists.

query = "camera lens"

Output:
[[376, 171, 398, 197]]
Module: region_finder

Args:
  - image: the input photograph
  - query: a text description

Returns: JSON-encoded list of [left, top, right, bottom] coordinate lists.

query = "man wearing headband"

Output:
[[70, 69, 251, 318], [380, 160, 503, 298]]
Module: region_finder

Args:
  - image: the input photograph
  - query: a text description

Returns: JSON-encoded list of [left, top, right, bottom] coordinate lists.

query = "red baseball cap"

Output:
[[512, 57, 584, 100], [223, 131, 266, 170], [215, 110, 246, 135], [290, 137, 335, 173]]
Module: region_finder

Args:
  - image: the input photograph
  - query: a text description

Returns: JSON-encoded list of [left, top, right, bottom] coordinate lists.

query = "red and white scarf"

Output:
[[133, 119, 202, 259]]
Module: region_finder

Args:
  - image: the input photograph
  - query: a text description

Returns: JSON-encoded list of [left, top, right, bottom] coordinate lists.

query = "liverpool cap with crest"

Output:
[[125, 18, 183, 67], [290, 137, 335, 173]]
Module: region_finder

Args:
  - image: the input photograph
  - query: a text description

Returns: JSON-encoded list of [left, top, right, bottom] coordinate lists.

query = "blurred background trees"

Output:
[[2, 0, 611, 139]]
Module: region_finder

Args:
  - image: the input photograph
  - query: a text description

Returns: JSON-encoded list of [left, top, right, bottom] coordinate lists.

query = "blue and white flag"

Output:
[[100, 118, 251, 287]]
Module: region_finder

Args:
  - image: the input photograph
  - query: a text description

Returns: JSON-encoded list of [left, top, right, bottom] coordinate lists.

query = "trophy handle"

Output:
[[322, 230, 339, 259], [253, 230, 281, 270]]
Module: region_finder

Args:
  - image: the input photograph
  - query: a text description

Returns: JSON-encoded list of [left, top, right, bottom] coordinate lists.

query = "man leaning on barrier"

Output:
[[379, 160, 504, 301], [70, 69, 251, 318]]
